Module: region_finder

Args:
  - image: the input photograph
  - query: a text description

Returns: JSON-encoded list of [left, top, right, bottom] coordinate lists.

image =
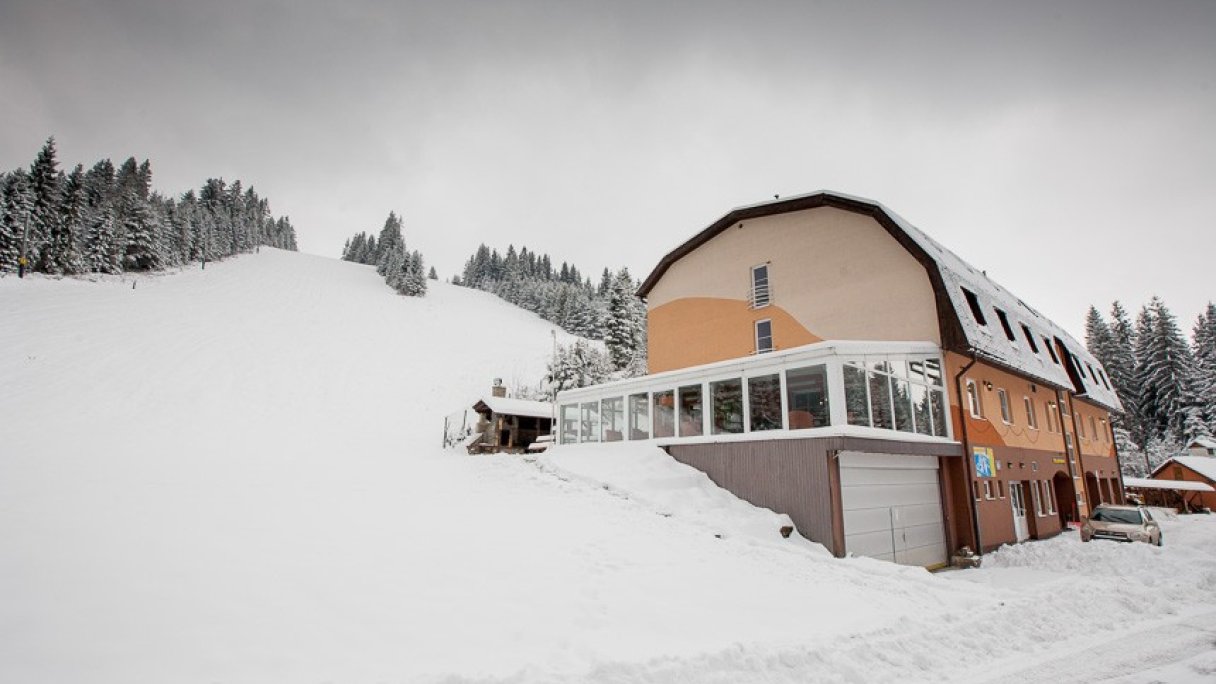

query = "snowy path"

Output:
[[2, 250, 1214, 683]]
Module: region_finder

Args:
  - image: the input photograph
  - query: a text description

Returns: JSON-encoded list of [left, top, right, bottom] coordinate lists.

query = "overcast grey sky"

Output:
[[2, 0, 1213, 338]]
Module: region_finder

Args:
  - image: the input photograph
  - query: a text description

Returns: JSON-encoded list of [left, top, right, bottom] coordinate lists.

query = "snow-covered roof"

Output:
[[637, 190, 1123, 413], [1123, 476, 1215, 492], [1153, 456, 1216, 483], [1189, 437, 1216, 450], [473, 396, 554, 420]]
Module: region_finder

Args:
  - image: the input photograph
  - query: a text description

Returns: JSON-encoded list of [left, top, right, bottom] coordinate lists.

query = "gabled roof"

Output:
[[1152, 456, 1216, 482], [637, 190, 1122, 412], [1189, 437, 1216, 450], [473, 396, 554, 420], [1123, 476, 1215, 492]]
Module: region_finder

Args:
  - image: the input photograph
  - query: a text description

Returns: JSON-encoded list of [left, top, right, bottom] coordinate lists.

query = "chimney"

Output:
[[491, 378, 506, 398]]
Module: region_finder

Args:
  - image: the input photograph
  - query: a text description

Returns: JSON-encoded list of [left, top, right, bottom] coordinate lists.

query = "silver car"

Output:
[[1081, 504, 1162, 546]]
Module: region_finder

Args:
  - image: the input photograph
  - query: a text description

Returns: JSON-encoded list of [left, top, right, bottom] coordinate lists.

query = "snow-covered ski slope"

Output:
[[2, 249, 1214, 684]]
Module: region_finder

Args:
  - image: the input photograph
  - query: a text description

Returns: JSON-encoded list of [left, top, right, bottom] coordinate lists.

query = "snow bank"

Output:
[[537, 443, 828, 555]]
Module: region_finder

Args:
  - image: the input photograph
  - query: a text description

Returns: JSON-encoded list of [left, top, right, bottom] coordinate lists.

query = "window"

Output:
[[652, 390, 675, 438], [580, 401, 600, 443], [1045, 402, 1057, 432], [962, 288, 988, 326], [786, 364, 830, 429], [750, 264, 771, 308], [748, 374, 783, 431], [1059, 399, 1070, 418], [628, 393, 650, 440], [966, 379, 983, 418], [1024, 396, 1038, 429], [1089, 416, 1098, 442], [869, 361, 894, 429], [1022, 325, 1040, 353], [1086, 363, 1099, 384], [710, 378, 744, 435], [560, 404, 579, 444], [1032, 481, 1044, 516], [995, 308, 1017, 342], [844, 363, 871, 426], [1099, 370, 1112, 390], [1044, 481, 1056, 513], [983, 480, 994, 500], [601, 397, 624, 442], [755, 319, 773, 354], [1044, 337, 1060, 364], [1100, 418, 1109, 443], [677, 384, 703, 437], [998, 389, 1012, 424]]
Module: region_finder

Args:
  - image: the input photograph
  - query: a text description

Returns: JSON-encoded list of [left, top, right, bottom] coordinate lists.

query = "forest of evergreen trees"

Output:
[[339, 212, 429, 297], [1085, 297, 1216, 475], [0, 138, 298, 278], [456, 244, 648, 391]]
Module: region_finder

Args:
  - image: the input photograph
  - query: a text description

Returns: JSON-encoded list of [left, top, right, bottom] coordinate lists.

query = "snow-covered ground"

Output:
[[2, 249, 1214, 683]]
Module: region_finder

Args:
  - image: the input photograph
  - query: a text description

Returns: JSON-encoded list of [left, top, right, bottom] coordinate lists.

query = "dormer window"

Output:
[[755, 319, 773, 354], [1043, 337, 1060, 364], [750, 264, 771, 309], [962, 288, 987, 326]]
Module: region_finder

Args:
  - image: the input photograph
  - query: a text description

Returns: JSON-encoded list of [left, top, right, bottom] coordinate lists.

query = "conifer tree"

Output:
[[28, 137, 63, 271], [1135, 297, 1197, 444], [0, 171, 32, 272], [1192, 303, 1216, 434]]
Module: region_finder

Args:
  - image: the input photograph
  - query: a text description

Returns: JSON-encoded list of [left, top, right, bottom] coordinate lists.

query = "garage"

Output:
[[839, 451, 948, 567]]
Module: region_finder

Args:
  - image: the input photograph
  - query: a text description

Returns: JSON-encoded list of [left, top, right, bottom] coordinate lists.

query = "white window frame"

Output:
[[983, 480, 994, 500], [1031, 481, 1044, 517], [997, 388, 1012, 424], [750, 263, 771, 309], [966, 379, 983, 418], [754, 319, 773, 355], [1044, 481, 1056, 514], [1024, 396, 1038, 429]]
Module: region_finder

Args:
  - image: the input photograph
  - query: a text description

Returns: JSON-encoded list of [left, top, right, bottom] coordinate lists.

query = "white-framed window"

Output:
[[1046, 402, 1058, 433], [1031, 481, 1044, 516], [983, 480, 994, 500], [1089, 416, 1098, 442], [966, 379, 983, 418], [754, 319, 773, 354], [998, 479, 1006, 499], [1043, 481, 1056, 514], [750, 263, 771, 309], [998, 389, 1012, 424], [1024, 396, 1038, 429]]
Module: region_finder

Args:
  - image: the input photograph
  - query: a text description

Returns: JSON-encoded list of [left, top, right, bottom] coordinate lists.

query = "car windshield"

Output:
[[1090, 508, 1142, 525]]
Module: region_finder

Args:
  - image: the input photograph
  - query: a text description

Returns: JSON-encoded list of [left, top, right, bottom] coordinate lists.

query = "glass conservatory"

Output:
[[556, 340, 953, 445]]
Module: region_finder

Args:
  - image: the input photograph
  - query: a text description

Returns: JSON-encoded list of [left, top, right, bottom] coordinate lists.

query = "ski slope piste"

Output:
[[2, 249, 1214, 683]]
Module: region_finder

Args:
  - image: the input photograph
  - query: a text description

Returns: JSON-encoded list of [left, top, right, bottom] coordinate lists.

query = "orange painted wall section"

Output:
[[647, 297, 821, 373]]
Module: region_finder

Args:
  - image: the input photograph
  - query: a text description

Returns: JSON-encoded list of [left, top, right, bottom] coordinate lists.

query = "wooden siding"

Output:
[[666, 436, 962, 555]]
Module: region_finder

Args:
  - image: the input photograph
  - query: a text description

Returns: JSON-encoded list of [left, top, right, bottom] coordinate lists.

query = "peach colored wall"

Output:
[[646, 206, 940, 371], [646, 298, 821, 373]]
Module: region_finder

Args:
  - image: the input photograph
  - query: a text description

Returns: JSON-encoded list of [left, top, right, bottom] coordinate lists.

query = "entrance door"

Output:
[[1009, 482, 1029, 542]]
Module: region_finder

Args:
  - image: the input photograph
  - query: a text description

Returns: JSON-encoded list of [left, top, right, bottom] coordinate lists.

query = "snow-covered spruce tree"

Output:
[[428, 266, 438, 280], [1135, 297, 1199, 444], [45, 164, 88, 275], [375, 212, 404, 275], [1193, 303, 1216, 433], [28, 137, 63, 272], [0, 170, 32, 273], [605, 268, 646, 372]]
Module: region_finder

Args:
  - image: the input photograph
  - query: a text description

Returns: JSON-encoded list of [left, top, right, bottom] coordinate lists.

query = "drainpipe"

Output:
[[953, 352, 984, 556]]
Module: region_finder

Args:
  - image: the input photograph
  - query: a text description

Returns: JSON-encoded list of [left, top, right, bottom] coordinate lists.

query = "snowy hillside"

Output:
[[2, 249, 1214, 684]]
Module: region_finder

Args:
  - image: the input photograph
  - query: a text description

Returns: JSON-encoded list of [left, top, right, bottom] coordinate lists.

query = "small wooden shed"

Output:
[[469, 395, 554, 454], [1147, 457, 1216, 512]]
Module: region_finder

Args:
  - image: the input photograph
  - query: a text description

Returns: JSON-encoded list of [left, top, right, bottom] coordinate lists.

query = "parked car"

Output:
[[1081, 505, 1162, 546]]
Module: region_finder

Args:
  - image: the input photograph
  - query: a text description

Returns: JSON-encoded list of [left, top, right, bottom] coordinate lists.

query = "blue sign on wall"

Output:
[[974, 447, 995, 478]]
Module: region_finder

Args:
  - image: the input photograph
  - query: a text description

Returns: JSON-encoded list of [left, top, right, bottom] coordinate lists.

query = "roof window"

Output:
[[962, 288, 987, 326], [1043, 337, 1060, 364], [1022, 325, 1040, 354], [995, 308, 1017, 342]]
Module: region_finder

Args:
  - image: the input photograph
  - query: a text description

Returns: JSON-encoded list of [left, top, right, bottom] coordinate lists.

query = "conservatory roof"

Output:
[[636, 190, 1122, 413]]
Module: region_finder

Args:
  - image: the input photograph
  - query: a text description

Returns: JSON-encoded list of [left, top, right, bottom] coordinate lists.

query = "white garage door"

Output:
[[839, 451, 947, 568]]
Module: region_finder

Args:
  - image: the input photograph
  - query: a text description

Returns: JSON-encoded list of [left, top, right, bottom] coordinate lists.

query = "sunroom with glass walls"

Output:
[[556, 341, 953, 445]]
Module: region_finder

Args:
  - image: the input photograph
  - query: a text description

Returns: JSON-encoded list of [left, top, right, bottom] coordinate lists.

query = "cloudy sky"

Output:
[[2, 0, 1213, 338]]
